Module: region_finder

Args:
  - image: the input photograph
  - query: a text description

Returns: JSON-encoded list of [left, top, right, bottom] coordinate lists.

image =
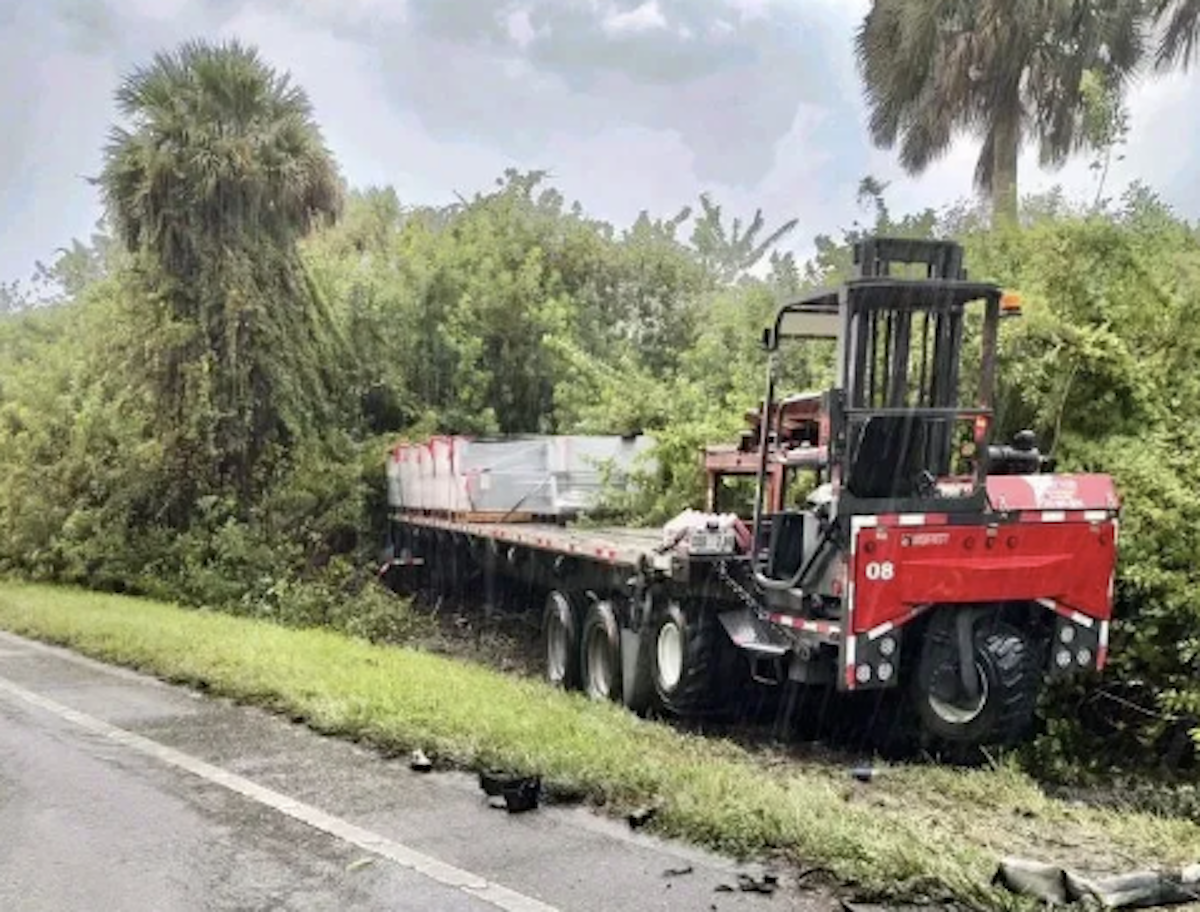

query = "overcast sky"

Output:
[[2, 0, 1198, 286]]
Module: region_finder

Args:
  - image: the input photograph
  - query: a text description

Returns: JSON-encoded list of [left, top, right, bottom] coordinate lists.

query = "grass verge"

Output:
[[1, 581, 1198, 908]]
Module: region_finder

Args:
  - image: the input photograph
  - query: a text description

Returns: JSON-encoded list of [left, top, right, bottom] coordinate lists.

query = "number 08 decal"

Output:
[[864, 561, 895, 582]]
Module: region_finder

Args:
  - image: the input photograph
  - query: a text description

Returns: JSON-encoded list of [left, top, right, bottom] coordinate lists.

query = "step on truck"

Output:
[[383, 237, 1121, 751]]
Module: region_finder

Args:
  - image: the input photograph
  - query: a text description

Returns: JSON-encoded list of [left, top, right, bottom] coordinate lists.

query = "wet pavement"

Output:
[[0, 631, 833, 911]]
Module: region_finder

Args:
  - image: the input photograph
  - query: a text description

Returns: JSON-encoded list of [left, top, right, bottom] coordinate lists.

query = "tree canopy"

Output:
[[99, 39, 344, 509], [856, 0, 1146, 222]]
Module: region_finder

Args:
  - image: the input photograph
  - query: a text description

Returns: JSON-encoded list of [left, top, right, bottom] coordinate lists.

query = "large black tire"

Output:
[[914, 617, 1040, 749], [580, 600, 622, 702], [543, 591, 580, 690], [649, 600, 718, 716]]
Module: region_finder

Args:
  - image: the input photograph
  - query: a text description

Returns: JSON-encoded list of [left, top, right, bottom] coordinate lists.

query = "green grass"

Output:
[[1, 581, 1197, 908]]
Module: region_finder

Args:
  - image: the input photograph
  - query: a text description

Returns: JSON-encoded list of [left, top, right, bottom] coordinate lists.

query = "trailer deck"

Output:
[[392, 512, 676, 574]]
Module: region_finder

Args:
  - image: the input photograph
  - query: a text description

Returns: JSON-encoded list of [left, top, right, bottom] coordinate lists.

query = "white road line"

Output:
[[0, 673, 559, 912]]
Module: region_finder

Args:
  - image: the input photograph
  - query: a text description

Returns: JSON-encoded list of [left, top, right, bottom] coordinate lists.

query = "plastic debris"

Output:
[[662, 865, 694, 878], [478, 770, 542, 813], [849, 766, 875, 783], [479, 770, 506, 797], [994, 856, 1200, 908], [736, 872, 779, 895], [716, 872, 779, 895], [501, 776, 541, 814], [627, 805, 658, 829], [409, 749, 433, 773]]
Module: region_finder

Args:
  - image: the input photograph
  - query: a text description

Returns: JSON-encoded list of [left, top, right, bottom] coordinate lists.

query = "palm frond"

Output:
[[100, 39, 342, 270], [856, 0, 1149, 208], [1153, 0, 1200, 70]]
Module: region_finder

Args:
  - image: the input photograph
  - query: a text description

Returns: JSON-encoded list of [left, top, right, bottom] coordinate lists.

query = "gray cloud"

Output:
[[1, 0, 1198, 288], [360, 0, 843, 184]]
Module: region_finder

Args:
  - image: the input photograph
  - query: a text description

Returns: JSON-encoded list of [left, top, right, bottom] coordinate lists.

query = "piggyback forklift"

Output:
[[707, 236, 1120, 747]]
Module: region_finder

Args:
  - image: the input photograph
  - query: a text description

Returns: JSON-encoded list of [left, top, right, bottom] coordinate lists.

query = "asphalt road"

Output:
[[0, 631, 833, 911]]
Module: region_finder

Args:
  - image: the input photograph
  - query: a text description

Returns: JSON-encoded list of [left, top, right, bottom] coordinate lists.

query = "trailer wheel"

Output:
[[915, 618, 1039, 748], [543, 591, 580, 690], [650, 601, 716, 715], [580, 600, 622, 702]]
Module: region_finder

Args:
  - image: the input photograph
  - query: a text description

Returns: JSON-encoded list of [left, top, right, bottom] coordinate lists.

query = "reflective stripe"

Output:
[[898, 514, 925, 526], [867, 621, 894, 641], [850, 519, 875, 552], [1041, 598, 1099, 629], [1041, 511, 1066, 523], [1097, 620, 1111, 670], [845, 580, 855, 631], [849, 516, 876, 557], [844, 635, 858, 690], [766, 614, 841, 637], [1084, 510, 1108, 522], [847, 516, 868, 653]]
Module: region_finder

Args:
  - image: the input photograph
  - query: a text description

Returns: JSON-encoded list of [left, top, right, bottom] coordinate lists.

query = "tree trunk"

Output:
[[991, 112, 1020, 226]]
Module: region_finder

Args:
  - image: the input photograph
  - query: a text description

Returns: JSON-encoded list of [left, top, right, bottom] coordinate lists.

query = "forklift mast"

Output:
[[833, 238, 1003, 514], [751, 237, 1007, 588]]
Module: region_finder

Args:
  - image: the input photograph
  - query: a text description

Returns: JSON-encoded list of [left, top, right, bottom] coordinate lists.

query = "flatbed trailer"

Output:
[[382, 237, 1121, 754], [385, 507, 767, 715]]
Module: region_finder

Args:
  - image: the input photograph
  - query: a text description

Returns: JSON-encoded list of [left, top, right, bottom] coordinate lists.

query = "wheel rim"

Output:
[[656, 620, 683, 692], [586, 629, 612, 698], [546, 612, 568, 683], [927, 661, 989, 725]]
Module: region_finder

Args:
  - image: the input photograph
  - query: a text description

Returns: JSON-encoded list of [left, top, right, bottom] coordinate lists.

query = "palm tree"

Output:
[[99, 40, 343, 503], [855, 0, 1147, 224], [1152, 0, 1200, 69]]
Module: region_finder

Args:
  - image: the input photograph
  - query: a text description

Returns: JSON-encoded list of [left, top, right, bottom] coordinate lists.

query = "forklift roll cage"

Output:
[[751, 238, 1008, 587]]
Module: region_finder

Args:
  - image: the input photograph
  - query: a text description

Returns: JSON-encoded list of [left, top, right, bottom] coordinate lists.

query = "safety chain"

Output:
[[715, 559, 768, 618]]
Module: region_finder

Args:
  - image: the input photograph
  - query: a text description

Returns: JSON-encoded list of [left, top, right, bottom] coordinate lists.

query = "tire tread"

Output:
[[653, 601, 717, 716]]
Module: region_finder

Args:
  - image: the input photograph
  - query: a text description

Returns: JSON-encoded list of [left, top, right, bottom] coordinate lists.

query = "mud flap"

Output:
[[717, 608, 791, 657], [620, 629, 654, 713], [718, 609, 793, 685]]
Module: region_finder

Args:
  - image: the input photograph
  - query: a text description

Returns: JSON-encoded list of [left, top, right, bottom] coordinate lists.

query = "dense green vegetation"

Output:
[[6, 580, 1200, 908], [3, 26, 1200, 780]]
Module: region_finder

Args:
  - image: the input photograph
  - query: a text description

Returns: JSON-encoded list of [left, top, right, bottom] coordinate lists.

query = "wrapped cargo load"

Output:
[[455, 437, 554, 515], [386, 434, 655, 520]]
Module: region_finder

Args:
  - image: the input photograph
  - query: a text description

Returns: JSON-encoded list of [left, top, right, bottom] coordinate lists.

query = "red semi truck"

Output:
[[383, 238, 1120, 750]]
